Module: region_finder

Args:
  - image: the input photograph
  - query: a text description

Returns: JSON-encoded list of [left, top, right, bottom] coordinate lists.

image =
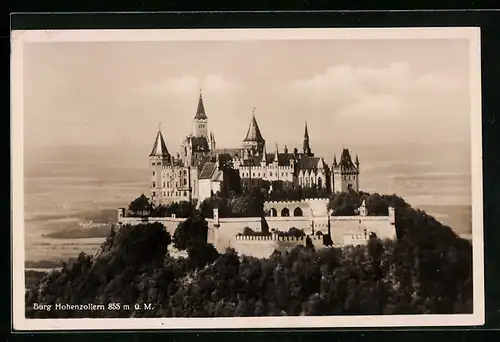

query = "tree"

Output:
[[172, 214, 209, 251], [128, 194, 151, 216]]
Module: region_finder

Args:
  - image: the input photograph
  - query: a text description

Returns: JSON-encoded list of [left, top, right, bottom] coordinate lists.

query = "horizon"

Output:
[[23, 38, 471, 154]]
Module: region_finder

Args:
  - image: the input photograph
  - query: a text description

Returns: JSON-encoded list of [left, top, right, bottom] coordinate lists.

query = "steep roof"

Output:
[[149, 130, 170, 157], [339, 148, 357, 170], [299, 156, 323, 170], [194, 93, 207, 120], [243, 115, 265, 143], [199, 162, 217, 179], [189, 136, 210, 153]]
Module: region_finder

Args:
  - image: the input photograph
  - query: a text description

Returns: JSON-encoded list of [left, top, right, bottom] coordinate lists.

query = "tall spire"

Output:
[[303, 121, 312, 156], [274, 142, 279, 162], [149, 126, 170, 158], [195, 90, 207, 120]]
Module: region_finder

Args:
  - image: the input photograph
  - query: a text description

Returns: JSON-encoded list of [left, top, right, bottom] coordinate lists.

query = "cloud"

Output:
[[288, 62, 465, 119], [144, 74, 239, 96]]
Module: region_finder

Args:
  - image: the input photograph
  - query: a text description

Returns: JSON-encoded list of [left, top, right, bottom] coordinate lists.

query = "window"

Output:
[[253, 173, 255, 177], [163, 191, 165, 196], [152, 181, 156, 188], [184, 191, 187, 196], [258, 173, 260, 177], [184, 179, 187, 185], [175, 191, 178, 196], [152, 191, 156, 197], [163, 182, 165, 187], [167, 182, 170, 187], [152, 171, 155, 176], [270, 172, 273, 176], [184, 170, 187, 175]]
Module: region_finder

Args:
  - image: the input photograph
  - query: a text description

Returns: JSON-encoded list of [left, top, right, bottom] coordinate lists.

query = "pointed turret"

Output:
[[194, 91, 207, 120], [333, 154, 337, 167], [242, 108, 266, 155], [149, 128, 170, 158], [274, 143, 279, 163], [355, 154, 360, 168], [340, 148, 356, 171], [243, 113, 265, 143], [303, 121, 312, 156]]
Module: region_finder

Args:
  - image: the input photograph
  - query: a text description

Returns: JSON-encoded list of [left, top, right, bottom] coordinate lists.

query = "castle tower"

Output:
[[149, 125, 171, 205], [303, 121, 313, 157], [194, 91, 208, 138], [242, 109, 266, 156], [332, 148, 360, 193]]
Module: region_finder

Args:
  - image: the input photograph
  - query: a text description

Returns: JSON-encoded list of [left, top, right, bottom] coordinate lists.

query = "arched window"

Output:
[[152, 181, 156, 188], [293, 207, 303, 217], [152, 171, 155, 176], [184, 179, 187, 185], [310, 177, 314, 185], [281, 208, 290, 217], [299, 177, 303, 185], [270, 208, 277, 217]]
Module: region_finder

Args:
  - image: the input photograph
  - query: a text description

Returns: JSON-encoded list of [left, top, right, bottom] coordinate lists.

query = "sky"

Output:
[[22, 37, 472, 153]]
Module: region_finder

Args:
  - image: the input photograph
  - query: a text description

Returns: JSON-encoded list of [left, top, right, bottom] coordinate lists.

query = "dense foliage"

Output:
[[26, 192, 472, 318], [199, 187, 266, 218], [151, 200, 196, 218]]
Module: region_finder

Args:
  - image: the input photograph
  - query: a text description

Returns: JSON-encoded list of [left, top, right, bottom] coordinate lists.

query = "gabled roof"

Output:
[[194, 93, 207, 120], [199, 162, 217, 179], [149, 130, 170, 157], [299, 156, 322, 170], [189, 136, 210, 153], [243, 115, 265, 143]]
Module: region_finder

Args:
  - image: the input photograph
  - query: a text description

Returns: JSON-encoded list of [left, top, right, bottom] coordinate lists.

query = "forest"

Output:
[[25, 191, 473, 318]]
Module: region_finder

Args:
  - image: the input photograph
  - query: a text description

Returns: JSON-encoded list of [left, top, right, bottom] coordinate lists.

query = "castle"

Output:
[[148, 93, 361, 207], [116, 93, 397, 258]]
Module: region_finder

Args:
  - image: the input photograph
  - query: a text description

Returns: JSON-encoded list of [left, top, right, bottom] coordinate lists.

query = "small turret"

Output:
[[274, 143, 279, 163], [261, 143, 267, 166], [355, 154, 360, 169], [333, 154, 337, 168]]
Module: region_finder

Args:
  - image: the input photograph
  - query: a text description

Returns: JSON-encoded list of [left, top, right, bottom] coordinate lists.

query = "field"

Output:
[[22, 143, 473, 266]]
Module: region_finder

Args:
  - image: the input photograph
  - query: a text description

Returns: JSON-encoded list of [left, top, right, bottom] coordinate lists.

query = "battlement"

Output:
[[235, 234, 323, 242], [264, 198, 329, 205]]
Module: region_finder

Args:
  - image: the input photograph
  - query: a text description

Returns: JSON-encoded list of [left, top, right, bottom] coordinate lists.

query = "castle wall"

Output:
[[118, 202, 396, 258], [117, 215, 185, 236], [230, 234, 324, 258], [264, 198, 329, 217]]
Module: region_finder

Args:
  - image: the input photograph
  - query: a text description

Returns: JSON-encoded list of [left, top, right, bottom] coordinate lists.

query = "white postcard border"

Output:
[[11, 27, 484, 331]]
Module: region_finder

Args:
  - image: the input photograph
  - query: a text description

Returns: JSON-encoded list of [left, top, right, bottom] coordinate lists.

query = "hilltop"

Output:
[[25, 192, 472, 317]]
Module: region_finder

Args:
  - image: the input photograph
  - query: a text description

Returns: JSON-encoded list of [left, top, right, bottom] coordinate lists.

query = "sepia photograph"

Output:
[[11, 27, 483, 330]]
